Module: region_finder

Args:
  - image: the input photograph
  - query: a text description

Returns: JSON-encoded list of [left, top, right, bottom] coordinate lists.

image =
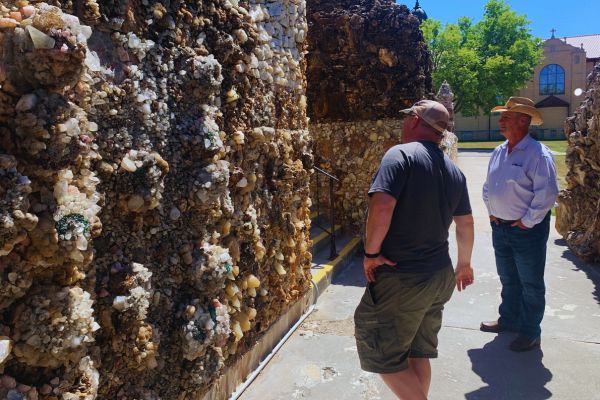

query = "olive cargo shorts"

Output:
[[354, 266, 455, 374]]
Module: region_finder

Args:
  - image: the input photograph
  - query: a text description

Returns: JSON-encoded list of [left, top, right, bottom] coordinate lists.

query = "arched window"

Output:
[[539, 64, 565, 95]]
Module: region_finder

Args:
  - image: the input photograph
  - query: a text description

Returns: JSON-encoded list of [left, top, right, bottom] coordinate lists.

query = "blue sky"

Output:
[[396, 0, 600, 39]]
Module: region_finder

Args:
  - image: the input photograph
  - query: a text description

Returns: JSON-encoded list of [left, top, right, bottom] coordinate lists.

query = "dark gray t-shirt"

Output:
[[368, 141, 471, 273]]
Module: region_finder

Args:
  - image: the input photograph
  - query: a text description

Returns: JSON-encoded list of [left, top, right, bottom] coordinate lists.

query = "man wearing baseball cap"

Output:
[[481, 97, 559, 352], [354, 99, 475, 399]]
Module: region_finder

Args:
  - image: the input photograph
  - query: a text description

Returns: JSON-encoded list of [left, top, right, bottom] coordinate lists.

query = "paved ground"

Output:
[[240, 150, 600, 400]]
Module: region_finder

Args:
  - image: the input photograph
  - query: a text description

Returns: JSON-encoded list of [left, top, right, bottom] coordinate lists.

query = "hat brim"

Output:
[[491, 105, 543, 126], [399, 107, 414, 115]]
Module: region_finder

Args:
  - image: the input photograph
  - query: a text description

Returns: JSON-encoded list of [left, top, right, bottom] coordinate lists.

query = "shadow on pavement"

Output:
[[555, 238, 600, 305], [466, 335, 553, 400], [332, 253, 367, 287]]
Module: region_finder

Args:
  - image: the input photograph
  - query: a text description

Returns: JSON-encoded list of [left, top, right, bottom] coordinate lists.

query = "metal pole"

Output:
[[315, 169, 320, 220], [328, 178, 338, 260]]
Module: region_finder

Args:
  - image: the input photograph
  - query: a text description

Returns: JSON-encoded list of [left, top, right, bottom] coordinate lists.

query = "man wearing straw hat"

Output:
[[481, 96, 559, 352]]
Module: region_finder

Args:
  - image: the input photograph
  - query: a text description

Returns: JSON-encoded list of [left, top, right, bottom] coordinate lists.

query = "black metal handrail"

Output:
[[313, 165, 339, 260]]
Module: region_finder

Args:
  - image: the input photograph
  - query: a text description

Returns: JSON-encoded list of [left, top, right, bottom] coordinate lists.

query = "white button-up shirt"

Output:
[[482, 134, 559, 228]]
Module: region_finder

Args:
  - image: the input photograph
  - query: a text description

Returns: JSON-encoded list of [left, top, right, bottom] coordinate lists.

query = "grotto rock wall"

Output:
[[0, 0, 311, 399], [306, 0, 433, 231], [557, 63, 600, 262], [306, 0, 431, 121], [311, 118, 403, 231]]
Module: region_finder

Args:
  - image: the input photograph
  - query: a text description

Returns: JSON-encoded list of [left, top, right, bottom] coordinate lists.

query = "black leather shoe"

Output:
[[510, 335, 541, 352], [480, 320, 506, 333]]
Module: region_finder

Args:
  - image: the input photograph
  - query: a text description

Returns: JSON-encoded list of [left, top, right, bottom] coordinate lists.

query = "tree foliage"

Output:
[[421, 0, 543, 116]]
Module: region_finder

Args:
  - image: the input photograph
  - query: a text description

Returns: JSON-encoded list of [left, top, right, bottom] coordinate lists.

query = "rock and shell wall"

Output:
[[306, 0, 431, 122], [306, 0, 434, 231], [557, 63, 600, 262], [310, 116, 456, 233], [0, 0, 311, 398], [311, 118, 402, 231]]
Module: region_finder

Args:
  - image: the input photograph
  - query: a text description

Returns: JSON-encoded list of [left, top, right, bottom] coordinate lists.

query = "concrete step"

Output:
[[309, 210, 362, 299]]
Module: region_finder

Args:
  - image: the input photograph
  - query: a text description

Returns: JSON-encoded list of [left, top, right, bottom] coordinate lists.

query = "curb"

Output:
[[311, 237, 361, 297], [311, 224, 342, 254]]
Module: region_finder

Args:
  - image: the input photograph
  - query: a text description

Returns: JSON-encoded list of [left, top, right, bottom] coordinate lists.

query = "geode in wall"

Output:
[[557, 63, 600, 262]]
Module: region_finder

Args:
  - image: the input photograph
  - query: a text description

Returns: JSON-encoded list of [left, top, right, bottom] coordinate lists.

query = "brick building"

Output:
[[455, 33, 600, 141]]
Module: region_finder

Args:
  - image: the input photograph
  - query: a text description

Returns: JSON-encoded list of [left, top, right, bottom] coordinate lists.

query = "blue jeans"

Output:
[[491, 212, 550, 338]]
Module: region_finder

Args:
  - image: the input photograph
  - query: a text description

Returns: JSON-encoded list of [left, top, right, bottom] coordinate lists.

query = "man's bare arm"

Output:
[[453, 214, 474, 291], [363, 192, 397, 282]]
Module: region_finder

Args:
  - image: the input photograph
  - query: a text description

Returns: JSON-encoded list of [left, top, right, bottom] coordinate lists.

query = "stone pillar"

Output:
[[307, 0, 433, 231], [436, 80, 459, 161]]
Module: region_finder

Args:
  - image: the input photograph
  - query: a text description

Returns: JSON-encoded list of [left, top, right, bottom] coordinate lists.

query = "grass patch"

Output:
[[458, 139, 568, 189], [554, 154, 567, 190], [540, 140, 567, 154]]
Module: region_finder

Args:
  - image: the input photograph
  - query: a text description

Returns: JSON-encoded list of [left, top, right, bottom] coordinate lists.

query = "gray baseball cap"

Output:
[[400, 100, 449, 135]]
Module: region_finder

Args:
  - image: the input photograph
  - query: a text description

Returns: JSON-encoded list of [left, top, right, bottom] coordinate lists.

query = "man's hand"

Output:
[[511, 219, 530, 230], [489, 215, 498, 224], [363, 255, 396, 283], [455, 263, 474, 292]]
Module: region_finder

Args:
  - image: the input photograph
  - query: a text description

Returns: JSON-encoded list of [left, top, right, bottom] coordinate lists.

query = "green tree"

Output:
[[421, 0, 543, 116]]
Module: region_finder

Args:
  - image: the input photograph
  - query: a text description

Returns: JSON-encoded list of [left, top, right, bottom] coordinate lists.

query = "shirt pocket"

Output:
[[506, 165, 528, 186]]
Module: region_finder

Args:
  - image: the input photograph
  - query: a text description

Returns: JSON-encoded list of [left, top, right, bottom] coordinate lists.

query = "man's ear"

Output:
[[519, 115, 532, 126], [411, 116, 420, 128]]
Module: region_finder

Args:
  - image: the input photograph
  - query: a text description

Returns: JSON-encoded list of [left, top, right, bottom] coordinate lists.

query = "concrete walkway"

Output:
[[240, 150, 600, 400]]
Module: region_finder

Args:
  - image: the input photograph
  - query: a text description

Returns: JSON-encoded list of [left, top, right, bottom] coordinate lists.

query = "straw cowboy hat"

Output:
[[491, 96, 543, 126]]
